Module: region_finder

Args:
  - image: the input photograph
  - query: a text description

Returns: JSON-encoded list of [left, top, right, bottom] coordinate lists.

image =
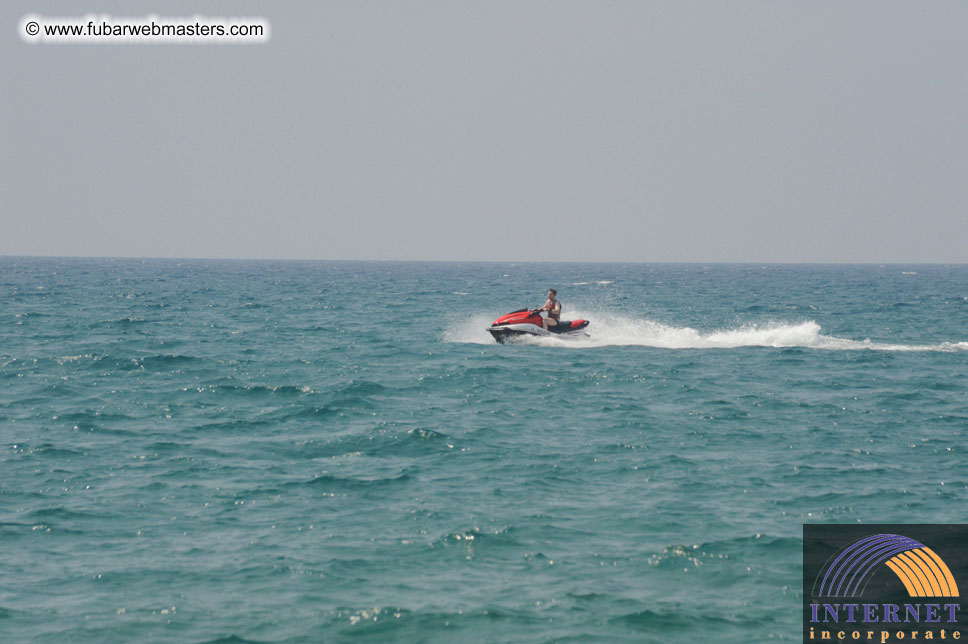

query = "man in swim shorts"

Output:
[[539, 289, 561, 330]]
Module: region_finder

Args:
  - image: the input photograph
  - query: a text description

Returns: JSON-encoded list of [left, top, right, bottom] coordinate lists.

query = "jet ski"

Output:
[[487, 308, 590, 344]]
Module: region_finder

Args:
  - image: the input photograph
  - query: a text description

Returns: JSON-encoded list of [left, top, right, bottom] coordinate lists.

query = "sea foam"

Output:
[[446, 311, 968, 352]]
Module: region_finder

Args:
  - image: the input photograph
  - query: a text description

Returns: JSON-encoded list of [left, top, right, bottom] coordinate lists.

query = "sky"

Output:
[[2, 1, 966, 262]]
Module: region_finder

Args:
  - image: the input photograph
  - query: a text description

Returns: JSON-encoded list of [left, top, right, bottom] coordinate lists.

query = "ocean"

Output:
[[1, 258, 966, 643]]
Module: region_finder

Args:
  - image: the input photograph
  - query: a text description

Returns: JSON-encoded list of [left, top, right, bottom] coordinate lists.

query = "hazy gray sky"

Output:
[[3, 1, 966, 262]]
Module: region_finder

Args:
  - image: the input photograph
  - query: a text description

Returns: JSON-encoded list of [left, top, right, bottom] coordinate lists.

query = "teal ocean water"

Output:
[[2, 258, 966, 643]]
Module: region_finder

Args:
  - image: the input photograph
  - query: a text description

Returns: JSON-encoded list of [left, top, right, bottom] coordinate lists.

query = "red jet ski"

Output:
[[487, 308, 590, 344]]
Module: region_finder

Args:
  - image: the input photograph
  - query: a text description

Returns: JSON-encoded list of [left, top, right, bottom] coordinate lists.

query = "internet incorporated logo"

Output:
[[815, 534, 960, 599], [803, 525, 965, 643]]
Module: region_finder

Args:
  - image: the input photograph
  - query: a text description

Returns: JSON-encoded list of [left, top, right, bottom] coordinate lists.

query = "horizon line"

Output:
[[1, 254, 967, 266]]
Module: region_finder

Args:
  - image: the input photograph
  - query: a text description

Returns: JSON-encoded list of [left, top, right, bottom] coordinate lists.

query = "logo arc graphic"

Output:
[[814, 533, 960, 599]]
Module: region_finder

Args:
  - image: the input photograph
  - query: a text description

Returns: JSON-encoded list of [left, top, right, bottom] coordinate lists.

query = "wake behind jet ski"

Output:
[[487, 308, 590, 343]]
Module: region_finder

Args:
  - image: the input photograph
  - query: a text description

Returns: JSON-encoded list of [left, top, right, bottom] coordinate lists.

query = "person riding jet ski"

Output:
[[538, 289, 561, 330], [486, 289, 589, 343]]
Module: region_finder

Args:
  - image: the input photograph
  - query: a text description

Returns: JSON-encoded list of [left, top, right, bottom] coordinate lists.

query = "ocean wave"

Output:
[[137, 354, 203, 370], [105, 316, 149, 326], [297, 470, 414, 490], [24, 506, 98, 522], [197, 637, 268, 644], [188, 382, 314, 399], [276, 405, 339, 422], [326, 606, 411, 629], [9, 442, 86, 458], [335, 380, 391, 397], [616, 606, 741, 630], [647, 534, 800, 571], [433, 525, 521, 550], [295, 427, 455, 461], [446, 312, 968, 352], [72, 353, 206, 372]]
